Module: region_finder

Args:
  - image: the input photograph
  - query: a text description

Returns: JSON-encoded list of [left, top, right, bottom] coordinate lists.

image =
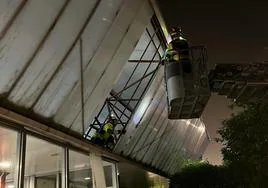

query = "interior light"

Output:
[[50, 153, 59, 157], [74, 164, 87, 169], [84, 177, 91, 180], [0, 161, 11, 169], [8, 185, 15, 188]]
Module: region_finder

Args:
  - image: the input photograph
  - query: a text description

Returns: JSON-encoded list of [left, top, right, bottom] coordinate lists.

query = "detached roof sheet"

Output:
[[115, 67, 209, 175], [0, 0, 153, 133]]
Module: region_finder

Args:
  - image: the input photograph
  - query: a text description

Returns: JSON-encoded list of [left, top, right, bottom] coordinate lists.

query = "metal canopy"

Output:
[[0, 0, 209, 176], [0, 0, 153, 133], [209, 63, 268, 104]]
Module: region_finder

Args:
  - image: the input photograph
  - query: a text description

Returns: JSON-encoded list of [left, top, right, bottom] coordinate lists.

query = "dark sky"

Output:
[[157, 0, 268, 68], [156, 0, 268, 164]]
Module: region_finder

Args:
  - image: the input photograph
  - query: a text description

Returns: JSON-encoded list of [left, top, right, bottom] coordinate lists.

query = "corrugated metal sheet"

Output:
[[0, 0, 22, 36], [115, 67, 209, 175], [54, 0, 153, 133], [0, 0, 153, 133], [9, 0, 97, 107], [0, 0, 66, 93], [84, 21, 165, 141], [34, 0, 124, 117], [112, 24, 163, 107]]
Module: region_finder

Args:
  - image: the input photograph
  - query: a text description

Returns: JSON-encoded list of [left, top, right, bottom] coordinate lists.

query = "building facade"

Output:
[[0, 0, 209, 187]]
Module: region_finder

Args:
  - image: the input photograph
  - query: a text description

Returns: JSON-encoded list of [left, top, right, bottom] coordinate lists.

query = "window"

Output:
[[69, 150, 118, 188], [103, 160, 117, 188], [24, 135, 64, 188], [0, 122, 118, 188], [0, 126, 18, 188], [69, 150, 92, 188]]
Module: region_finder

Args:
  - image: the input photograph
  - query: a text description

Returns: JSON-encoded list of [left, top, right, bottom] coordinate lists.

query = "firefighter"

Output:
[[91, 116, 117, 148], [162, 27, 192, 73]]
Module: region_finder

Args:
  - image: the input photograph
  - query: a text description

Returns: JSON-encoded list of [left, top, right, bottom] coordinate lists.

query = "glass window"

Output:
[[0, 126, 18, 188], [103, 160, 117, 188], [0, 124, 118, 188], [69, 150, 92, 188], [69, 150, 118, 188], [24, 135, 63, 188]]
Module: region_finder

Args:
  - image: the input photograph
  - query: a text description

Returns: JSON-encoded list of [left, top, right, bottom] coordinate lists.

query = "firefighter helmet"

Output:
[[107, 115, 118, 125], [170, 27, 182, 41]]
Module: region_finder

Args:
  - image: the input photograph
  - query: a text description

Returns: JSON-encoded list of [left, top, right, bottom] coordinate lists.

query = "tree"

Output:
[[170, 162, 236, 188], [217, 103, 268, 187], [170, 103, 268, 188]]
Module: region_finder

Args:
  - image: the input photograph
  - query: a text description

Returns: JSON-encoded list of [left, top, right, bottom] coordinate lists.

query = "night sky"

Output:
[[157, 0, 268, 164]]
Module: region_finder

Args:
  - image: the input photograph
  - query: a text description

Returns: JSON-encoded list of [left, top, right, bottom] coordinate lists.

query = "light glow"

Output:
[[179, 36, 186, 40], [74, 164, 88, 169], [197, 125, 205, 133], [133, 97, 150, 124], [167, 34, 172, 43], [102, 17, 111, 22], [147, 172, 157, 178], [84, 177, 91, 180], [0, 161, 11, 169], [186, 120, 191, 126]]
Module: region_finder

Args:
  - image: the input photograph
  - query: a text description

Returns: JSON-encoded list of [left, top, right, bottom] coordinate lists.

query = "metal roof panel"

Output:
[[8, 0, 97, 107], [33, 0, 123, 118], [0, 0, 66, 93]]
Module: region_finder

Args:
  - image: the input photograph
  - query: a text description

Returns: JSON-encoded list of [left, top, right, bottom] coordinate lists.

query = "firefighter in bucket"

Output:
[[162, 27, 192, 73]]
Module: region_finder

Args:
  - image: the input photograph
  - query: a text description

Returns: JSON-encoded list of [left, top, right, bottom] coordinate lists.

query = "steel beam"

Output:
[[110, 90, 133, 112], [15, 131, 26, 188], [128, 60, 159, 63], [62, 147, 69, 188]]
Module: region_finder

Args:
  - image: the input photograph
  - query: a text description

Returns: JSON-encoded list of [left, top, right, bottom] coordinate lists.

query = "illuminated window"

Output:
[[24, 135, 64, 188], [0, 127, 18, 188]]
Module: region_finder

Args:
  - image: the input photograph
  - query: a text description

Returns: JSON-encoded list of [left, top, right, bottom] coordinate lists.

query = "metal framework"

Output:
[[84, 16, 166, 147], [164, 45, 211, 119], [209, 63, 268, 104]]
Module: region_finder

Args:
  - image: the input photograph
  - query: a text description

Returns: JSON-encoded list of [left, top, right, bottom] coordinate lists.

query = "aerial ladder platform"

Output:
[[163, 29, 268, 119]]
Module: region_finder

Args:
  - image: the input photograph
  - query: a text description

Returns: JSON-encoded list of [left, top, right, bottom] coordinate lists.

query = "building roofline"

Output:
[[0, 106, 170, 178], [149, 0, 169, 42]]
